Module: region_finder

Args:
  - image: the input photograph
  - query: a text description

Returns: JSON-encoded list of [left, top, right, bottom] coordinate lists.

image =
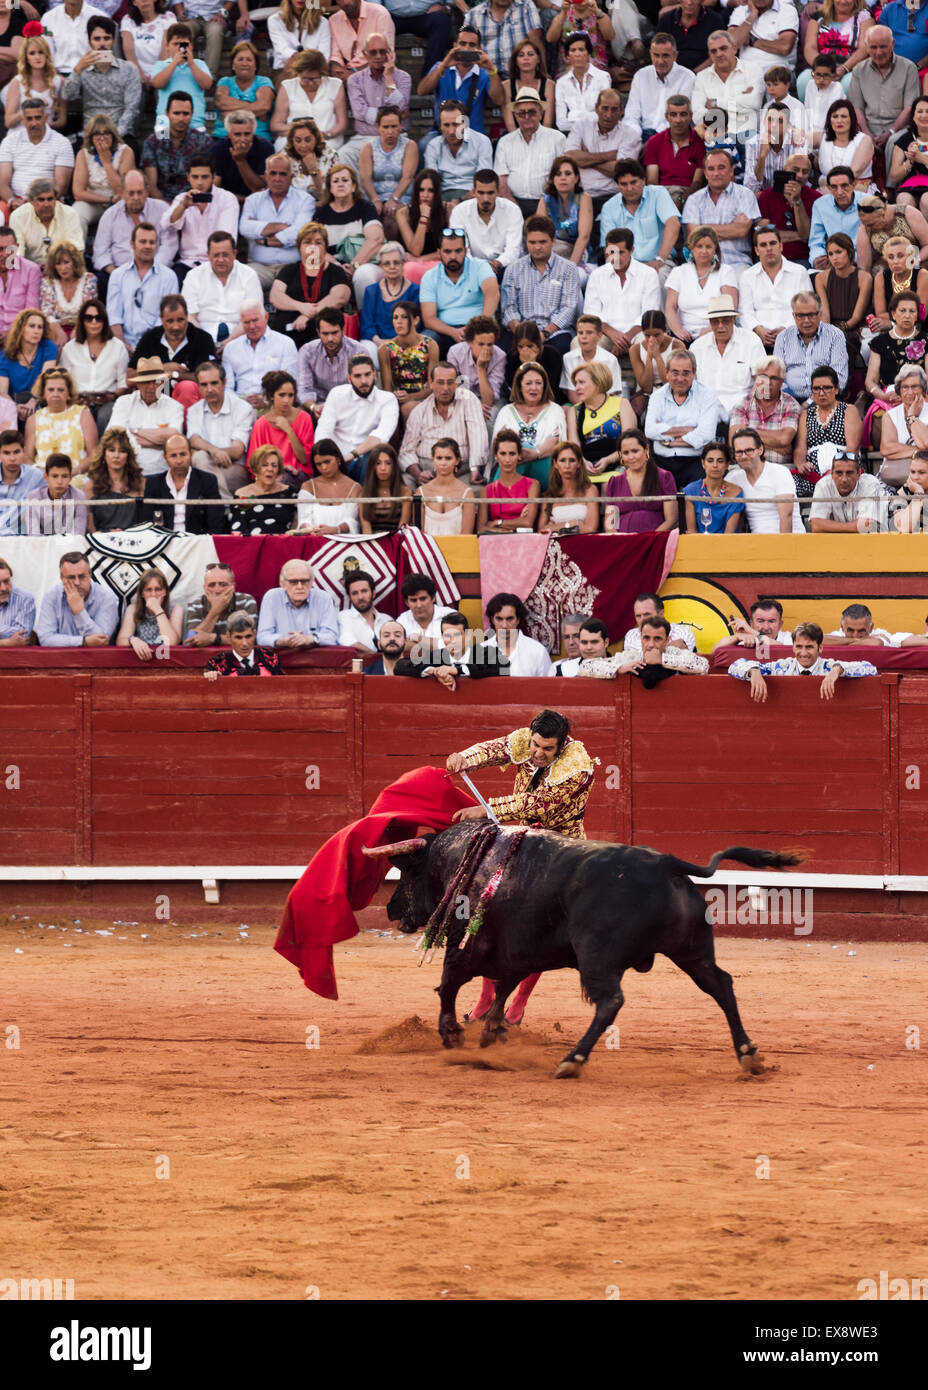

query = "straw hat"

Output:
[[707, 294, 738, 319], [132, 357, 169, 383]]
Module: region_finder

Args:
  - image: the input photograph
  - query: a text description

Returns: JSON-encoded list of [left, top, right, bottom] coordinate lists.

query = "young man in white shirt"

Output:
[[583, 227, 661, 357], [738, 223, 812, 348], [484, 591, 554, 677], [727, 426, 804, 533], [397, 572, 456, 658], [339, 570, 389, 653]]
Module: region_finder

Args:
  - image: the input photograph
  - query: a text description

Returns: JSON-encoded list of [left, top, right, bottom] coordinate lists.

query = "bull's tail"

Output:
[[665, 845, 805, 879]]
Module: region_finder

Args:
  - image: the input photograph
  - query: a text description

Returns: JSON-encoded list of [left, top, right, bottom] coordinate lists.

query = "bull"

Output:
[[364, 823, 800, 1079]]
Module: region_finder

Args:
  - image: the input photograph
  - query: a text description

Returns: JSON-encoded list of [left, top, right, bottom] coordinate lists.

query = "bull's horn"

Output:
[[361, 837, 428, 858]]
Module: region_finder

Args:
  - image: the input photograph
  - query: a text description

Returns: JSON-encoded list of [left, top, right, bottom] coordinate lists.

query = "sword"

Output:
[[458, 770, 500, 824]]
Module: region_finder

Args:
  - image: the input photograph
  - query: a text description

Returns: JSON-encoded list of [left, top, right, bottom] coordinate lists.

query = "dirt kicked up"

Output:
[[2, 914, 927, 1301]]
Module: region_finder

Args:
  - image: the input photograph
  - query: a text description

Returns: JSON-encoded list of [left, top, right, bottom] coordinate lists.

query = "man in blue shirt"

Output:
[[808, 165, 861, 270], [151, 24, 213, 130], [420, 230, 500, 357], [644, 348, 721, 487], [107, 223, 179, 351], [600, 158, 681, 282], [384, 0, 453, 78], [0, 431, 43, 537], [257, 559, 341, 649], [424, 102, 494, 203], [36, 552, 119, 648], [877, 0, 928, 66], [0, 556, 35, 644], [416, 24, 506, 141]]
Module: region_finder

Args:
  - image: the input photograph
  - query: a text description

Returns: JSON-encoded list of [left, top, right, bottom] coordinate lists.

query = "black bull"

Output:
[[364, 824, 800, 1079]]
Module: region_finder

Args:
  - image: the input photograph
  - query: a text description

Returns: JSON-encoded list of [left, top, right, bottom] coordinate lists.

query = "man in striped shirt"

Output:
[[729, 622, 877, 700], [0, 101, 75, 207], [773, 292, 848, 402], [0, 557, 36, 645], [499, 214, 582, 356]]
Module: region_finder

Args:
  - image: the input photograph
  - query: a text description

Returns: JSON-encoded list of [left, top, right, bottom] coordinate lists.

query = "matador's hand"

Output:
[[446, 751, 465, 772], [453, 806, 487, 823]]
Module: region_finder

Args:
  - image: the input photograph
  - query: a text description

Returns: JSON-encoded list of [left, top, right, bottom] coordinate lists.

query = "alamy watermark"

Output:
[[705, 885, 813, 936]]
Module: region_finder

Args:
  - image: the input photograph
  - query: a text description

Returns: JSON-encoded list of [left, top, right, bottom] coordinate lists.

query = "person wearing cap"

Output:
[[423, 100, 494, 207], [108, 358, 186, 477], [738, 224, 813, 349], [809, 447, 884, 532], [691, 295, 767, 425], [494, 87, 567, 217], [142, 432, 227, 535], [728, 355, 800, 469], [856, 190, 928, 274], [106, 222, 179, 352]]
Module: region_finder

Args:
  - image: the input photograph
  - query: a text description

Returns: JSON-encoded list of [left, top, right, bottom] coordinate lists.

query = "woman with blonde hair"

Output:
[[0, 310, 59, 419], [664, 226, 739, 343], [231, 444, 298, 535], [84, 426, 144, 531], [268, 221, 350, 345], [117, 567, 183, 658], [270, 48, 346, 145], [4, 32, 65, 128], [267, 0, 332, 76], [567, 360, 637, 483], [72, 114, 136, 239], [286, 117, 335, 200], [39, 243, 99, 346], [24, 365, 98, 469], [870, 235, 928, 331]]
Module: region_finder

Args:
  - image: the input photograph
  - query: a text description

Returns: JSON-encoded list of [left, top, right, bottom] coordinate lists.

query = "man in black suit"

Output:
[[394, 611, 504, 685], [143, 434, 227, 534]]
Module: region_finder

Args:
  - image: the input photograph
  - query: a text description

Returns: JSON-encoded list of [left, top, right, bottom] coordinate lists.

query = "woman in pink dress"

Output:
[[247, 370, 315, 484], [478, 429, 540, 532]]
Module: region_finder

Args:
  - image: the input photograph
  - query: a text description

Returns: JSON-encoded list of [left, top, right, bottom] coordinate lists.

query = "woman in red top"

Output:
[[478, 429, 540, 532], [247, 370, 315, 484]]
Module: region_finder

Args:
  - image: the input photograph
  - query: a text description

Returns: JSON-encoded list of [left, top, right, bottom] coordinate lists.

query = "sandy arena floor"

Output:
[[2, 911, 926, 1301]]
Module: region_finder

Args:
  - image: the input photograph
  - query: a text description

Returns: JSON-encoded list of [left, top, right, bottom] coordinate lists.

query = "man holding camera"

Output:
[[151, 24, 214, 132], [171, 0, 253, 84], [416, 25, 504, 141], [163, 154, 240, 283], [62, 15, 142, 141]]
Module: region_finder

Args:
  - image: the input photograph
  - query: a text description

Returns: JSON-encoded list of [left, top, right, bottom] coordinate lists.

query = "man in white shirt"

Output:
[[109, 358, 185, 476], [738, 223, 812, 347], [622, 33, 695, 148], [810, 450, 886, 532], [339, 570, 389, 652], [186, 360, 256, 498], [41, 0, 108, 75], [566, 89, 631, 210], [729, 623, 877, 700], [182, 231, 263, 343], [220, 301, 299, 408], [9, 180, 84, 267], [316, 355, 400, 482], [712, 598, 793, 656], [554, 31, 611, 137], [728, 0, 799, 72], [728, 426, 803, 533], [494, 88, 567, 216], [691, 31, 765, 140], [560, 313, 623, 400], [824, 603, 895, 648], [397, 572, 456, 657], [453, 170, 524, 275], [0, 101, 76, 206], [583, 227, 661, 356], [691, 294, 767, 422], [484, 591, 554, 677], [622, 593, 696, 654]]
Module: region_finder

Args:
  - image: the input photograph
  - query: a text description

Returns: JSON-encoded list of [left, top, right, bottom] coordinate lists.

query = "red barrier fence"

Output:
[[1, 672, 924, 879]]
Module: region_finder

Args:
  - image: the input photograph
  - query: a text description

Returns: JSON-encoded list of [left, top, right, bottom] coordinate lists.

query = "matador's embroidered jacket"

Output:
[[456, 727, 597, 839]]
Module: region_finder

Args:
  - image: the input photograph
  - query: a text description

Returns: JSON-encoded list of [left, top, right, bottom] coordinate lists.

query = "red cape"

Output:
[[274, 766, 476, 999]]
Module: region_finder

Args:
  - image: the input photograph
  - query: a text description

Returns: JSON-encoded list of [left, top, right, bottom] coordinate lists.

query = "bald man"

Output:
[[92, 169, 177, 294], [849, 25, 920, 152], [239, 153, 317, 289], [142, 433, 228, 535]]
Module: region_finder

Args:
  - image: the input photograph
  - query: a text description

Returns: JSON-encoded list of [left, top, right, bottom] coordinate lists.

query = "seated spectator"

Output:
[[396, 570, 455, 652], [358, 108, 417, 239], [644, 348, 720, 488], [39, 242, 98, 349], [547, 1, 614, 74], [824, 603, 893, 647], [239, 153, 317, 292], [502, 319, 563, 402], [141, 92, 214, 204], [415, 438, 478, 535], [359, 444, 412, 533], [22, 452, 86, 536], [315, 354, 398, 482], [642, 96, 705, 215], [500, 213, 582, 357], [568, 360, 636, 482], [328, 0, 395, 84], [151, 23, 213, 132], [0, 428, 43, 536], [683, 440, 745, 534], [664, 226, 738, 347], [296, 307, 373, 410], [0, 311, 60, 423], [213, 41, 274, 143], [629, 309, 685, 419], [128, 294, 216, 397], [378, 302, 438, 421], [269, 221, 351, 351], [0, 227, 41, 343], [248, 370, 315, 483], [24, 366, 97, 473], [739, 225, 813, 351], [539, 439, 599, 534], [0, 99, 75, 209], [361, 242, 419, 346], [774, 292, 849, 402], [600, 159, 680, 285], [222, 302, 299, 410], [423, 99, 493, 207], [313, 162, 385, 300], [803, 1, 872, 86], [10, 180, 83, 271], [624, 32, 695, 151], [566, 87, 630, 215], [107, 224, 179, 352], [889, 96, 928, 221], [743, 103, 804, 196], [266, 0, 332, 79], [417, 25, 503, 141], [583, 228, 661, 361], [231, 443, 299, 536], [560, 313, 621, 404], [622, 592, 696, 654], [809, 447, 884, 532], [212, 111, 274, 206], [794, 366, 863, 491], [256, 558, 340, 649], [479, 429, 541, 533], [535, 155, 593, 274], [60, 300, 130, 433], [493, 361, 567, 487], [339, 568, 389, 652], [484, 590, 554, 676], [204, 611, 284, 678], [891, 449, 928, 532], [420, 229, 500, 359], [495, 87, 567, 217], [295, 438, 361, 534], [342, 34, 411, 167], [448, 316, 505, 424], [270, 49, 347, 151], [163, 156, 240, 284], [731, 356, 801, 472], [92, 173, 175, 291], [143, 432, 226, 534], [817, 97, 873, 189], [83, 427, 145, 533], [729, 621, 877, 698], [553, 31, 611, 139], [109, 357, 185, 477], [116, 565, 183, 658], [880, 364, 928, 487], [571, 618, 611, 675], [121, 1, 176, 91], [691, 29, 765, 140], [395, 167, 445, 280], [398, 360, 488, 486], [36, 549, 119, 648], [0, 555, 36, 646], [864, 291, 925, 451], [849, 23, 918, 161], [184, 561, 257, 647], [603, 429, 678, 534], [814, 231, 871, 359], [856, 190, 928, 275], [756, 152, 818, 264], [448, 169, 527, 280], [394, 610, 504, 686], [869, 236, 927, 334], [692, 295, 767, 426], [187, 359, 255, 499], [500, 37, 555, 133], [728, 425, 803, 533], [713, 597, 792, 654], [585, 616, 709, 681], [4, 32, 65, 133], [682, 149, 760, 275], [556, 613, 586, 669], [62, 15, 142, 143], [364, 619, 407, 675], [183, 231, 263, 344], [658, 0, 727, 73]]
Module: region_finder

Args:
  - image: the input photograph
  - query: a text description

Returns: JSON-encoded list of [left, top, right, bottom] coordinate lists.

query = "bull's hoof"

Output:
[[441, 1027, 464, 1050], [479, 1023, 506, 1049], [555, 1059, 583, 1079], [738, 1042, 766, 1075]]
